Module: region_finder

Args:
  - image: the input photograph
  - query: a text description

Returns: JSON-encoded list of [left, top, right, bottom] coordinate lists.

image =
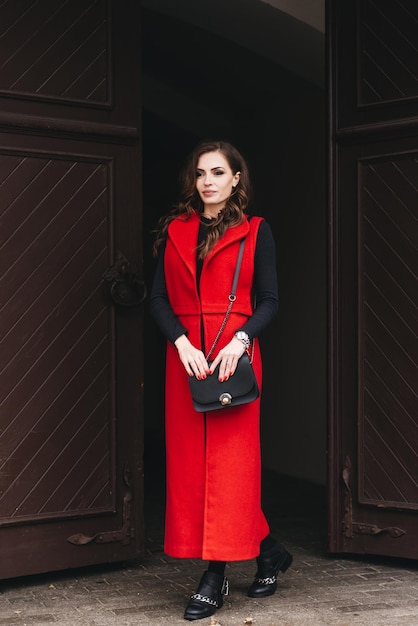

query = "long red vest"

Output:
[[163, 211, 269, 561]]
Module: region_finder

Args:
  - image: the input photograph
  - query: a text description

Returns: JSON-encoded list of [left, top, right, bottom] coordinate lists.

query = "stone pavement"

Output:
[[1, 471, 417, 626]]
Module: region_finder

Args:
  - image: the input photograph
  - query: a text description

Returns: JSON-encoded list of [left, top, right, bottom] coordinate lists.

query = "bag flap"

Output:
[[189, 353, 256, 405]]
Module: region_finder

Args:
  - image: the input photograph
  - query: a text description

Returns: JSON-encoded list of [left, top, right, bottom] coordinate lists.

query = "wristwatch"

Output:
[[234, 331, 251, 349]]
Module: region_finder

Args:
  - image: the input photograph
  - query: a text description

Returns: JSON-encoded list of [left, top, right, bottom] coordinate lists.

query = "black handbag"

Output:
[[188, 238, 259, 412], [189, 352, 259, 412]]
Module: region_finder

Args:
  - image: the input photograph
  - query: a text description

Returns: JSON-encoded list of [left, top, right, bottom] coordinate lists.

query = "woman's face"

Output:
[[195, 151, 240, 216]]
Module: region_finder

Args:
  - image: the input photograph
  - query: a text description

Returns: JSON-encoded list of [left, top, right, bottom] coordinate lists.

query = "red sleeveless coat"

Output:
[[163, 211, 269, 561]]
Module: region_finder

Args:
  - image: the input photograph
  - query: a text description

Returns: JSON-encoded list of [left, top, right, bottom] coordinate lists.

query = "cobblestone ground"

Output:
[[1, 471, 417, 626]]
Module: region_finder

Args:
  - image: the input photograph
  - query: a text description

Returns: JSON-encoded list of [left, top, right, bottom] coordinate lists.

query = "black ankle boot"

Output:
[[247, 544, 293, 598], [184, 570, 229, 621]]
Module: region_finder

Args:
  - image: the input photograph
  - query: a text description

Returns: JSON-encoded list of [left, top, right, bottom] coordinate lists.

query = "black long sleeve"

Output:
[[149, 240, 189, 344], [149, 220, 278, 344]]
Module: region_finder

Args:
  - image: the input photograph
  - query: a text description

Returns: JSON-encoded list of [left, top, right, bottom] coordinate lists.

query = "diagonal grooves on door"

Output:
[[364, 244, 416, 309], [36, 399, 110, 514], [0, 0, 71, 72], [365, 360, 418, 444], [0, 185, 107, 328], [362, 0, 418, 100], [0, 161, 107, 333], [363, 160, 417, 353], [0, 151, 112, 520], [0, 261, 104, 379], [0, 275, 106, 426], [364, 385, 417, 481], [361, 156, 418, 507], [364, 439, 413, 504], [364, 416, 418, 502], [362, 26, 413, 99], [9, 2, 102, 88], [37, 22, 106, 96], [364, 301, 417, 367], [364, 272, 416, 339], [365, 330, 416, 397], [0, 158, 52, 229], [364, 338, 416, 425], [369, 0, 418, 54], [364, 22, 418, 86], [0, 161, 104, 276], [364, 215, 416, 277], [5, 378, 109, 517], [0, 157, 30, 195], [0, 227, 107, 411], [365, 301, 416, 374], [0, 158, 79, 263], [0, 0, 108, 102], [364, 358, 417, 434], [0, 161, 108, 430], [364, 332, 417, 417], [0, 209, 107, 369], [0, 311, 108, 473], [362, 50, 405, 98], [363, 168, 417, 248], [0, 343, 110, 518], [61, 47, 106, 97], [64, 438, 109, 512]]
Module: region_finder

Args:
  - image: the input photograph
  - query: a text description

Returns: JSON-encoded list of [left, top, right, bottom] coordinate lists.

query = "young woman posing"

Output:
[[150, 140, 292, 621]]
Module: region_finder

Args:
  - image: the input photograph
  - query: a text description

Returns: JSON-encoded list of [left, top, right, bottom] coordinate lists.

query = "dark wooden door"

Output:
[[0, 0, 144, 579], [328, 0, 418, 559]]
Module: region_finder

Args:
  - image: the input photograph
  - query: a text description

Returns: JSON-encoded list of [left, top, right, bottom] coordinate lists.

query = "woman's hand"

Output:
[[174, 335, 210, 379], [208, 337, 247, 381]]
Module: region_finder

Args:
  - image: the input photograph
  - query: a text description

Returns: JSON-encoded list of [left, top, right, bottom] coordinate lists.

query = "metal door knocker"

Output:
[[103, 254, 146, 307]]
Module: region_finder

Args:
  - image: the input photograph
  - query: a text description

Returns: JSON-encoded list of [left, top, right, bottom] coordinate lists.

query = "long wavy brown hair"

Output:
[[153, 140, 253, 258]]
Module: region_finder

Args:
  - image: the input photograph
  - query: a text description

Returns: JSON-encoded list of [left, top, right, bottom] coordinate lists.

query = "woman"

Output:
[[150, 140, 292, 621]]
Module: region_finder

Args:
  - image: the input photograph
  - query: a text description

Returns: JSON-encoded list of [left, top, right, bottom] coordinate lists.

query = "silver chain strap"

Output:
[[205, 238, 246, 361], [206, 295, 236, 361]]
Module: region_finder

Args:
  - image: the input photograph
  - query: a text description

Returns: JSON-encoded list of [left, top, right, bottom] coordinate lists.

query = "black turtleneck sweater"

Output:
[[149, 218, 278, 346]]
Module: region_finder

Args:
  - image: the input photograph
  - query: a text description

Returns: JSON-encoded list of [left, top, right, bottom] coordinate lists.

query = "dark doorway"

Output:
[[140, 5, 327, 528]]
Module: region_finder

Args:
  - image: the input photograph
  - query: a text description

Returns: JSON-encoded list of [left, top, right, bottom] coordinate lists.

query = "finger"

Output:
[[194, 362, 207, 379], [187, 356, 208, 379], [208, 354, 221, 374], [179, 352, 197, 377], [222, 354, 241, 379], [183, 359, 194, 376], [195, 355, 210, 377], [218, 358, 231, 381]]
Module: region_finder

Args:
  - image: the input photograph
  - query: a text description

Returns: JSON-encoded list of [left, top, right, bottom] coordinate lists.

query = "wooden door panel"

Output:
[[328, 0, 418, 559], [330, 140, 418, 558], [0, 0, 143, 579], [336, 0, 418, 129], [359, 154, 418, 512], [0, 0, 109, 105], [0, 148, 113, 524], [0, 0, 139, 135], [0, 135, 143, 579], [359, 0, 418, 105]]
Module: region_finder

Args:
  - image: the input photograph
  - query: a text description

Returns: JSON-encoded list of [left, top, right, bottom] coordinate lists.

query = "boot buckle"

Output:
[[221, 577, 229, 596]]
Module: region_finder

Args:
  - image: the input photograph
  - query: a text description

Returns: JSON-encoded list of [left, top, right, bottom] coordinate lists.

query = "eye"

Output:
[[196, 171, 202, 178], [214, 169, 225, 176]]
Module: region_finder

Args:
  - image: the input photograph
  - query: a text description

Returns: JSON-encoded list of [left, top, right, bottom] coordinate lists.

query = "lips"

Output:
[[203, 190, 216, 196]]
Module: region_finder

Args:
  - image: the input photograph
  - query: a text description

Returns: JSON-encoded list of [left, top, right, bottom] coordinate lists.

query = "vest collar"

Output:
[[168, 210, 250, 278]]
